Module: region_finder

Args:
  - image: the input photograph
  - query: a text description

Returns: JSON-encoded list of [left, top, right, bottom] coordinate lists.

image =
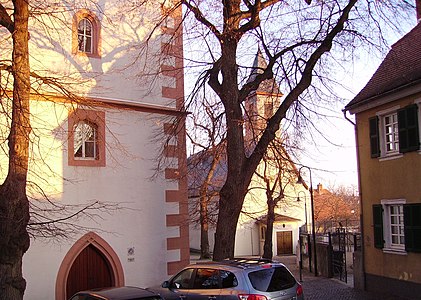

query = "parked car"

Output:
[[148, 258, 304, 300], [68, 286, 164, 300]]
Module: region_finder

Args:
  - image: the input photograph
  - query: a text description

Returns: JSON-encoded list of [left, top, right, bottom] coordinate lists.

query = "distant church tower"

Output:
[[244, 49, 283, 148]]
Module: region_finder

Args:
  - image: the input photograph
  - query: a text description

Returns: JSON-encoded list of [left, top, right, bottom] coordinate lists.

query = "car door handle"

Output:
[[179, 295, 187, 300], [208, 296, 217, 300]]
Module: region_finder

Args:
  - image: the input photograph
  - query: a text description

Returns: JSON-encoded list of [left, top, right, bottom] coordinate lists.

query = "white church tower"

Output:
[[244, 49, 283, 148]]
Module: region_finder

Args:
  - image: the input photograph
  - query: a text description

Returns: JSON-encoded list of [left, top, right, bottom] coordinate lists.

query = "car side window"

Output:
[[193, 268, 219, 289], [172, 268, 194, 289], [220, 270, 238, 288], [248, 266, 296, 292]]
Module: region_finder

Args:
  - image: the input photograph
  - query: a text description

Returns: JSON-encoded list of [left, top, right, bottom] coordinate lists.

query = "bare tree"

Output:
[[188, 145, 224, 258], [248, 134, 302, 259], [312, 183, 360, 233], [175, 0, 415, 260], [0, 1, 32, 298], [187, 96, 226, 259], [332, 185, 360, 218]]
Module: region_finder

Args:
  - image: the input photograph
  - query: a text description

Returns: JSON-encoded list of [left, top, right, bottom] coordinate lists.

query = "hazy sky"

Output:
[[299, 23, 416, 191]]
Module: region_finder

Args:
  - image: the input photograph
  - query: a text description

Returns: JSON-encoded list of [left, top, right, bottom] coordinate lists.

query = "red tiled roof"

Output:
[[345, 23, 421, 111]]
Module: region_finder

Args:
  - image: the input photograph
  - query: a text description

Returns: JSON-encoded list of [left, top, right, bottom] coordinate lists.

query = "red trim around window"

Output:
[[68, 108, 106, 167], [72, 9, 101, 58]]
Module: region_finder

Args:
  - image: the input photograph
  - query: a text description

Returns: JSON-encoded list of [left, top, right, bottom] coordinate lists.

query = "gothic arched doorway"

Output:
[[55, 232, 125, 300], [66, 244, 113, 297]]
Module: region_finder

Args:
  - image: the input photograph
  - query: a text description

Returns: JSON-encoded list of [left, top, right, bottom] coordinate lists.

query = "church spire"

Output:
[[247, 48, 281, 95], [244, 48, 283, 149]]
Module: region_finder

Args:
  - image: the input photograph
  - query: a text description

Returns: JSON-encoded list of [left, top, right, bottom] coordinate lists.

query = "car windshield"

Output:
[[248, 266, 296, 292]]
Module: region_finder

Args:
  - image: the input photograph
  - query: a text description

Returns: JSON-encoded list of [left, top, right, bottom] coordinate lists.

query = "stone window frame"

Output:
[[72, 9, 101, 58], [68, 108, 105, 167]]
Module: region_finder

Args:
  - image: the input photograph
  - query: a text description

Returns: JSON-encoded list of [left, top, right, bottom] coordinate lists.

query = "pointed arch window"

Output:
[[73, 9, 101, 57], [78, 18, 93, 53], [68, 109, 105, 167]]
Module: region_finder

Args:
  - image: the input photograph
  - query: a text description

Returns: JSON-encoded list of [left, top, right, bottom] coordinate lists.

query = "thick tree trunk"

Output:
[[200, 227, 211, 259], [262, 201, 275, 259], [0, 1, 31, 299], [199, 195, 211, 259], [0, 183, 30, 299], [212, 198, 240, 260], [213, 183, 245, 260]]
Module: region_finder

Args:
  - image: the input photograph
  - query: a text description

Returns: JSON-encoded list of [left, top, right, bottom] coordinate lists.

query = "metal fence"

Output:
[[299, 230, 362, 283], [316, 219, 360, 234]]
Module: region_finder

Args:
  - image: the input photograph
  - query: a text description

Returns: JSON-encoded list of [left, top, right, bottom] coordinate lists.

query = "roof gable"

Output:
[[187, 143, 305, 197], [345, 23, 421, 112], [256, 213, 301, 223]]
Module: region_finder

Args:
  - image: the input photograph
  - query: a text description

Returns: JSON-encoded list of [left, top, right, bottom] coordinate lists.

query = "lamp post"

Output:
[[297, 191, 308, 233], [297, 165, 318, 277], [297, 190, 307, 282]]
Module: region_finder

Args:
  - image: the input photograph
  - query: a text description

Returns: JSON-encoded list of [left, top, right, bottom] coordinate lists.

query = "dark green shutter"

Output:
[[373, 204, 384, 249], [369, 116, 380, 158], [398, 104, 420, 153], [404, 203, 421, 252]]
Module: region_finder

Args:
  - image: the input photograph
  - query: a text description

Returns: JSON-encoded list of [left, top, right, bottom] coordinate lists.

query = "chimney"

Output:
[[317, 183, 323, 194], [417, 0, 421, 22]]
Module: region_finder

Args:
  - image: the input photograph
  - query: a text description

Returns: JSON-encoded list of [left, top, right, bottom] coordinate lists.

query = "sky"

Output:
[[299, 107, 360, 190], [298, 63, 375, 190], [298, 27, 413, 191]]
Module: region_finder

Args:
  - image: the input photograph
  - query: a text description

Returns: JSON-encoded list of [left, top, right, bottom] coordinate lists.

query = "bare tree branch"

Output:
[[0, 3, 14, 33]]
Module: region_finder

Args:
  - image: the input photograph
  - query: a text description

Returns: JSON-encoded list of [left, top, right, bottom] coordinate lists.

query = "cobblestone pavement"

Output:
[[276, 255, 409, 300]]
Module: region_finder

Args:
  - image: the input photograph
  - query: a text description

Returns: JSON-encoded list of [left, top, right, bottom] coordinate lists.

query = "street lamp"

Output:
[[297, 191, 308, 233], [297, 190, 307, 282], [297, 165, 318, 277]]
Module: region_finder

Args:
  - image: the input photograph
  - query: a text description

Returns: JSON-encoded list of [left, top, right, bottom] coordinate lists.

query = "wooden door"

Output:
[[276, 231, 293, 255], [66, 244, 114, 297]]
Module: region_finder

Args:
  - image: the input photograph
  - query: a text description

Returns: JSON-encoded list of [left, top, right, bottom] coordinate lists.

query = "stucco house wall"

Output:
[[0, 1, 188, 299], [355, 95, 421, 284], [344, 20, 421, 298]]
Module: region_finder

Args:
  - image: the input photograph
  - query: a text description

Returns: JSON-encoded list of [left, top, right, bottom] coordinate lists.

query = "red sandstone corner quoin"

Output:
[[160, 5, 190, 276]]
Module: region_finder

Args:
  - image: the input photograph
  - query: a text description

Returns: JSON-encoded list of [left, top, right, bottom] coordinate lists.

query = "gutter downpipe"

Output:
[[343, 108, 366, 291]]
